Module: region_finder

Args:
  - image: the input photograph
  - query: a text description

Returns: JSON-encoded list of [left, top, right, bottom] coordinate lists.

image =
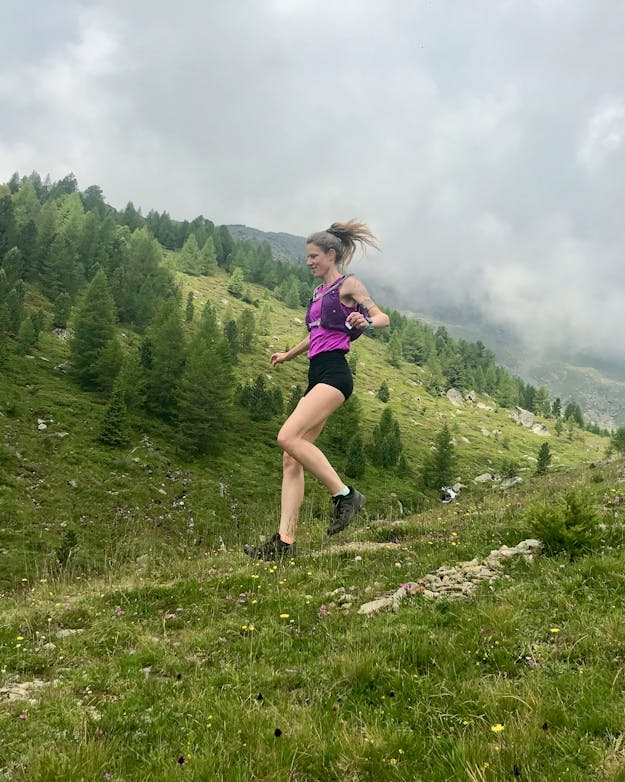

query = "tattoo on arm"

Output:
[[362, 296, 375, 309]]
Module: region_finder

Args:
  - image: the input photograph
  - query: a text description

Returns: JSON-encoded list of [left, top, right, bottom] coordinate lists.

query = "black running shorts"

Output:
[[305, 350, 353, 400]]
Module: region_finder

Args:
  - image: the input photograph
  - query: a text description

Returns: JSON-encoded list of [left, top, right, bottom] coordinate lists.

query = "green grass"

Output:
[[1, 267, 623, 779], [1, 462, 625, 780]]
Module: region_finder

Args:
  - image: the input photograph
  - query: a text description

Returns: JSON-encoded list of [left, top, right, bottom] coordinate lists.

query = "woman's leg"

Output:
[[277, 383, 346, 494], [277, 384, 345, 542]]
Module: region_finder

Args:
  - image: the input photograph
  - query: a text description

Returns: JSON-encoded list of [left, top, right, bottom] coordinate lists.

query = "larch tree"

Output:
[[70, 269, 120, 390]]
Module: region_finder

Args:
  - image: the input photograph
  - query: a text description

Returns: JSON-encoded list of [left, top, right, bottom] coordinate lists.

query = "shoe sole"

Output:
[[327, 492, 366, 536]]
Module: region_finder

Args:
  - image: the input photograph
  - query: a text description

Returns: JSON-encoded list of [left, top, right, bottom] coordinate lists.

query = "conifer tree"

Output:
[[185, 291, 194, 323], [284, 277, 301, 308], [611, 427, 625, 457], [0, 185, 16, 258], [345, 433, 366, 479], [144, 300, 185, 418], [17, 315, 36, 354], [6, 281, 26, 335], [370, 407, 403, 468], [564, 401, 584, 428], [177, 305, 235, 454], [70, 269, 118, 390], [223, 319, 239, 362], [536, 441, 552, 474], [237, 308, 256, 352], [258, 301, 271, 335], [53, 292, 72, 328], [2, 247, 23, 286], [199, 236, 218, 275], [420, 423, 456, 489], [98, 380, 129, 447], [423, 353, 446, 394], [227, 267, 245, 298], [178, 234, 201, 275], [377, 381, 390, 402], [117, 349, 146, 413], [386, 331, 402, 367]]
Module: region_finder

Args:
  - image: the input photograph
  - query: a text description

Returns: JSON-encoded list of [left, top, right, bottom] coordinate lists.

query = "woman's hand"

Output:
[[345, 312, 371, 332], [270, 351, 289, 366]]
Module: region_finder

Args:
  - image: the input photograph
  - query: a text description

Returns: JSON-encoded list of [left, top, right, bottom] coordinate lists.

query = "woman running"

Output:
[[244, 220, 390, 560]]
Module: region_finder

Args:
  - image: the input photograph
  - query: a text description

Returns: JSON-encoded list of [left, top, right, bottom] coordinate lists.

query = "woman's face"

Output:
[[306, 243, 336, 278]]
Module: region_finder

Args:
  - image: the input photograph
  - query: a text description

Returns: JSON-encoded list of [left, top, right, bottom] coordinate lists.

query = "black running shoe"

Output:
[[327, 488, 366, 536], [243, 533, 296, 561]]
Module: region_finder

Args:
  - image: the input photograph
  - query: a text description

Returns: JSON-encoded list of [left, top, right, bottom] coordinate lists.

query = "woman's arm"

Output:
[[270, 334, 310, 366], [341, 277, 390, 331]]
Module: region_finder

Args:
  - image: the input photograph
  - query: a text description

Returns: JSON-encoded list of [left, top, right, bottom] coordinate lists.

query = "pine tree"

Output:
[[98, 381, 129, 447], [17, 315, 37, 354], [420, 423, 456, 489], [284, 277, 301, 309], [223, 319, 239, 362], [564, 401, 584, 428], [237, 308, 256, 352], [386, 331, 402, 367], [610, 427, 625, 458], [258, 301, 271, 335], [185, 291, 194, 323], [117, 350, 146, 413], [345, 433, 366, 479], [70, 269, 118, 390], [536, 442, 552, 474], [423, 354, 446, 394], [177, 313, 235, 454], [227, 267, 245, 298], [144, 300, 185, 419], [370, 407, 403, 468], [377, 381, 390, 402], [53, 292, 72, 328], [199, 236, 218, 275], [2, 247, 23, 286], [178, 234, 201, 275]]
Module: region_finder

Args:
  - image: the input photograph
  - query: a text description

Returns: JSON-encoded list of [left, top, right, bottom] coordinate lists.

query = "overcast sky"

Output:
[[1, 0, 624, 364]]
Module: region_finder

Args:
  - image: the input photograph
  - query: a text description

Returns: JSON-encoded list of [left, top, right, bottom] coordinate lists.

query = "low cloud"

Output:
[[1, 0, 624, 363]]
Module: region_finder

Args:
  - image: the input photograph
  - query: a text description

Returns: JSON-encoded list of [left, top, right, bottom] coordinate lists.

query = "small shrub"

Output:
[[56, 529, 78, 568], [525, 489, 601, 559], [500, 457, 519, 478]]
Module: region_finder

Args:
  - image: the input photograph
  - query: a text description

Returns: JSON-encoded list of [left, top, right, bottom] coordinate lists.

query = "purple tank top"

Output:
[[307, 296, 351, 358]]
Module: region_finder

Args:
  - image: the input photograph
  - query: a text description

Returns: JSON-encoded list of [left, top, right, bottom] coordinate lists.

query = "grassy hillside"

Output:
[[1, 264, 625, 779], [0, 264, 609, 592]]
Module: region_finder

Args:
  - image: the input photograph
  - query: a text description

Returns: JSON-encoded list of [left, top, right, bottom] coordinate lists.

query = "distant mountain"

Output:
[[227, 224, 305, 264]]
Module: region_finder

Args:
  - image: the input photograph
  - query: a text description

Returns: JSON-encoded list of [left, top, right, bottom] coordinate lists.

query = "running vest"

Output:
[[305, 275, 369, 341]]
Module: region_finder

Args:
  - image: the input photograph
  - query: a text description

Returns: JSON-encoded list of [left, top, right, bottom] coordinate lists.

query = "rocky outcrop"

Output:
[[511, 406, 535, 428], [446, 388, 464, 407], [358, 539, 542, 616], [474, 472, 501, 483]]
